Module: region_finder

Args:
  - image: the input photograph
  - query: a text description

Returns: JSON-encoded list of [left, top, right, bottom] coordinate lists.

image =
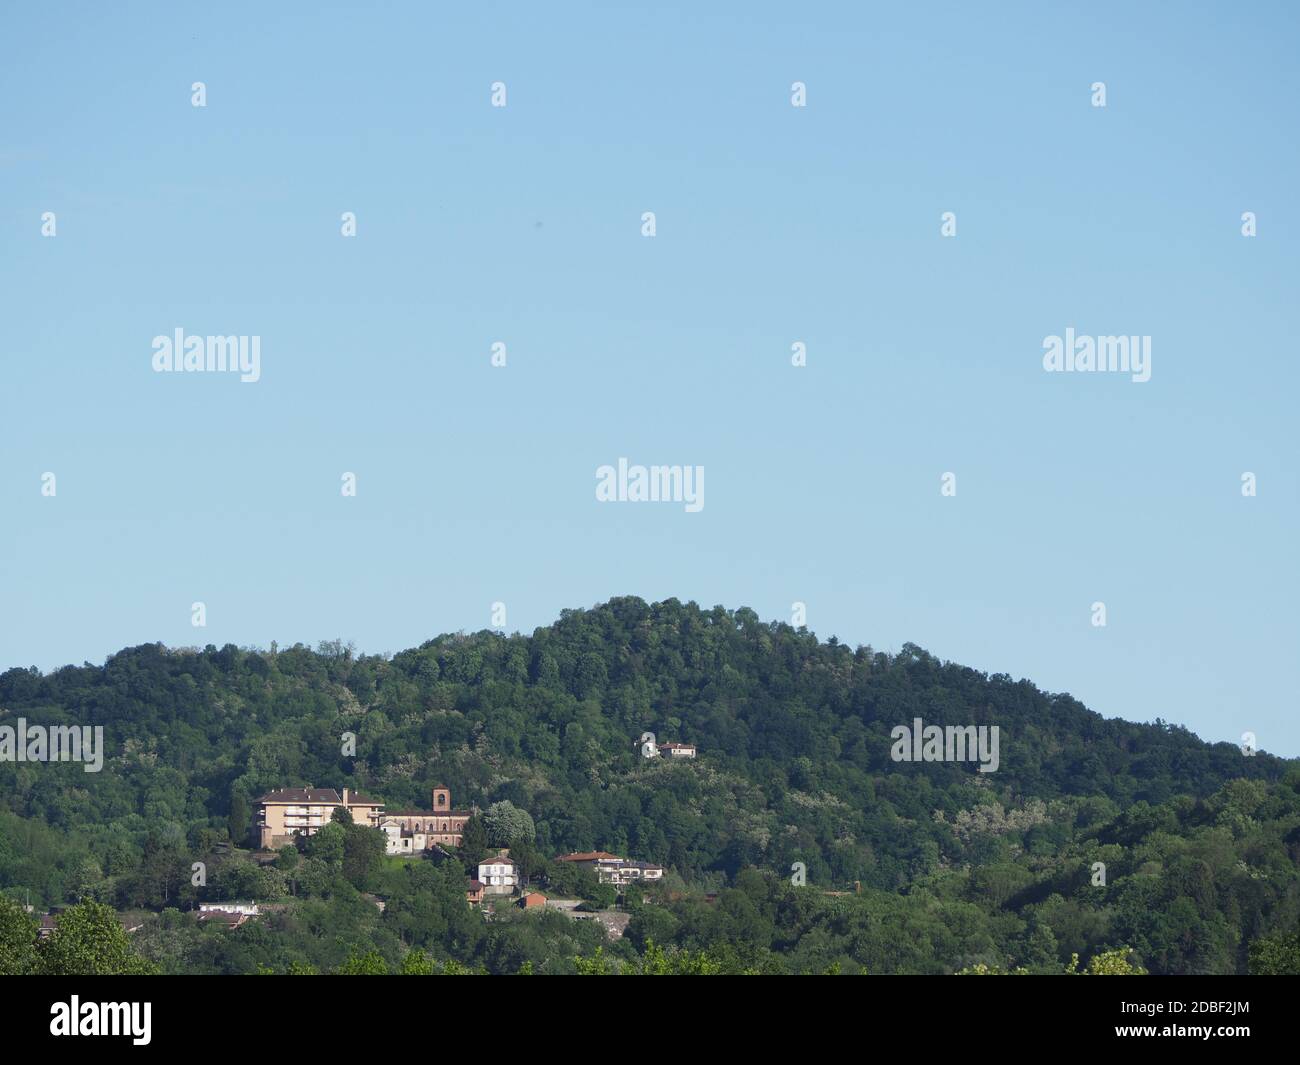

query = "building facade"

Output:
[[254, 786, 469, 852], [253, 787, 383, 849], [382, 787, 472, 849], [554, 852, 665, 886], [477, 856, 519, 895]]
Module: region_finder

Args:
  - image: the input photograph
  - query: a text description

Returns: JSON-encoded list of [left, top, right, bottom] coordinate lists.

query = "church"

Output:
[[379, 787, 472, 850]]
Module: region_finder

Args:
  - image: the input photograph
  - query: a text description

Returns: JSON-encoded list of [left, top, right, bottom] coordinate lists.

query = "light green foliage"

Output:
[[1247, 926, 1300, 975], [1064, 947, 1147, 975], [398, 949, 435, 975], [482, 801, 535, 847], [334, 948, 389, 975]]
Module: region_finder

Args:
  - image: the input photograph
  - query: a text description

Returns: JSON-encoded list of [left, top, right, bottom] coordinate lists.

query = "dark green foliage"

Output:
[[227, 792, 249, 846], [458, 815, 489, 870], [341, 824, 384, 890], [1, 597, 1297, 974]]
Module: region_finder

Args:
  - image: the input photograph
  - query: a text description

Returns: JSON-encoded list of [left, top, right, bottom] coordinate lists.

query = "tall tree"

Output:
[[228, 791, 249, 845], [459, 815, 490, 869]]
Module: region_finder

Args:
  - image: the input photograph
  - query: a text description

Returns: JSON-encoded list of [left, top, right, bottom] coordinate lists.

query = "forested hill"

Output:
[[3, 596, 1299, 975]]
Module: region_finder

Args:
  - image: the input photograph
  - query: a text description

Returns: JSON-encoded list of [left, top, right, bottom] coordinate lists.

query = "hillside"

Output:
[[2, 596, 1298, 974]]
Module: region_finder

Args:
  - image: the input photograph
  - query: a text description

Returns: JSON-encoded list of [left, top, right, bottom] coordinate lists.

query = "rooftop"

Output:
[[384, 809, 472, 819], [255, 787, 342, 804], [256, 786, 382, 806], [554, 851, 623, 863]]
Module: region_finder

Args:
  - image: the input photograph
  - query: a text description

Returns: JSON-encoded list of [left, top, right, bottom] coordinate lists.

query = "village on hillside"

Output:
[[28, 735, 702, 946], [251, 783, 669, 939]]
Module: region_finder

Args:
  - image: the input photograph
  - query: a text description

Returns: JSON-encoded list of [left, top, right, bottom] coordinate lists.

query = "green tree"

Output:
[[342, 825, 384, 889], [459, 815, 490, 869], [228, 791, 250, 845], [483, 801, 535, 847], [636, 940, 723, 975], [0, 897, 39, 975], [1065, 947, 1146, 975], [574, 946, 616, 975], [38, 901, 157, 975], [334, 948, 388, 975], [398, 949, 436, 975], [507, 837, 546, 883], [304, 822, 346, 865], [1248, 927, 1300, 975]]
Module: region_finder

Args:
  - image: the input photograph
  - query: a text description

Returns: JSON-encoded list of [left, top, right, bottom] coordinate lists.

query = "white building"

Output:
[[198, 901, 260, 916], [379, 818, 429, 856], [477, 856, 519, 895], [554, 852, 664, 887], [597, 859, 664, 887], [659, 742, 696, 759]]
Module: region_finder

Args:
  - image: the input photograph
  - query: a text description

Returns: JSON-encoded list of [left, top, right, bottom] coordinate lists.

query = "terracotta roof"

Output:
[[197, 912, 246, 929], [478, 856, 517, 868], [659, 742, 695, 750]]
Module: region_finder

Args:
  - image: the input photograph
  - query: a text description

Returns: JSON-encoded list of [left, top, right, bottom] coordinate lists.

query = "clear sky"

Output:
[[2, 2, 1297, 754]]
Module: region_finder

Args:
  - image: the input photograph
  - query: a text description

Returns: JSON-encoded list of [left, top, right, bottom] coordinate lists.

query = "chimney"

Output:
[[342, 788, 349, 805]]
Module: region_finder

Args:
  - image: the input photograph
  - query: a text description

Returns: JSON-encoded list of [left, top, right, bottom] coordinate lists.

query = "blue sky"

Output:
[[2, 2, 1297, 754]]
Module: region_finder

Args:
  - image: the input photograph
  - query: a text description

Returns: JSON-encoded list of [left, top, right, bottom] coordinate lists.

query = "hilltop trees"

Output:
[[0, 597, 1297, 974]]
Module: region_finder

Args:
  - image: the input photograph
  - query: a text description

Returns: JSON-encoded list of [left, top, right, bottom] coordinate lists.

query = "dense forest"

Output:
[[2, 596, 1299, 975]]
